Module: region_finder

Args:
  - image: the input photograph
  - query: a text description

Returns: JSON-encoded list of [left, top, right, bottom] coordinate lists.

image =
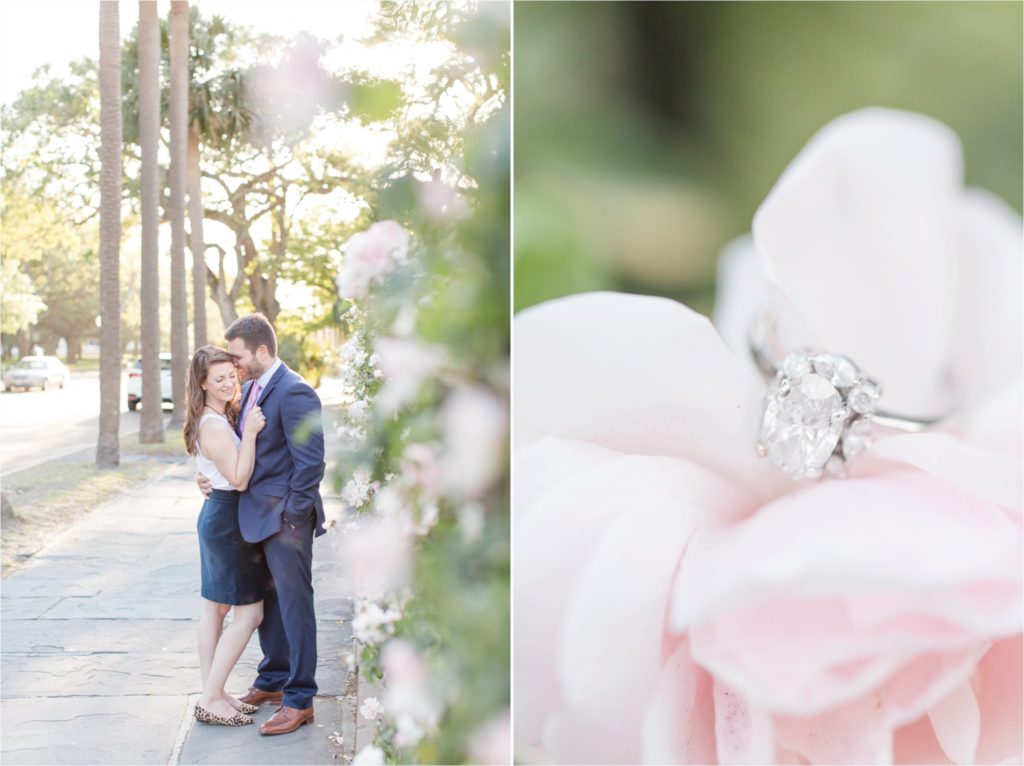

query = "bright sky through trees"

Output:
[[1, 0, 460, 315], [0, 1, 378, 107]]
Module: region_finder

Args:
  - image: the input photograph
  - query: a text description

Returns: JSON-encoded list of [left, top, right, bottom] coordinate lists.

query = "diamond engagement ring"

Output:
[[749, 312, 946, 480]]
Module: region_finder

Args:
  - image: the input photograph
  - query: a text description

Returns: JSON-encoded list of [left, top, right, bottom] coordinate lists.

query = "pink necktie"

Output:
[[239, 382, 261, 434]]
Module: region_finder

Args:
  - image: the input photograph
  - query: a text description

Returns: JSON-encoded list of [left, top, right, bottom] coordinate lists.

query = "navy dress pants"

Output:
[[253, 517, 317, 710]]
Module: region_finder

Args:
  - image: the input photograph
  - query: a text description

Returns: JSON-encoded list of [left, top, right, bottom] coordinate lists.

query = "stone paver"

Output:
[[1, 695, 191, 765], [1, 421, 358, 766]]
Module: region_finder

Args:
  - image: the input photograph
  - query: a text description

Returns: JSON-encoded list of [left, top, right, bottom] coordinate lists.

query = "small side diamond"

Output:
[[812, 354, 859, 388], [831, 358, 858, 388], [782, 351, 812, 378], [849, 382, 880, 414], [842, 418, 873, 458]]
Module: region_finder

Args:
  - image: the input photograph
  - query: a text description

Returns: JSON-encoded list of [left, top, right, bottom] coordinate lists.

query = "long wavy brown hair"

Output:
[[183, 346, 240, 456]]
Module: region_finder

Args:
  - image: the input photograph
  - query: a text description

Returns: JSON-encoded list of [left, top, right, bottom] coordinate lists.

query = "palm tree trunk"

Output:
[[168, 0, 190, 427], [97, 0, 122, 468], [138, 0, 164, 443], [188, 124, 207, 348]]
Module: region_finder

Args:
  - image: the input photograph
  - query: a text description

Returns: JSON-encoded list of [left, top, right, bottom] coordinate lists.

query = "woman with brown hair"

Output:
[[183, 345, 267, 726]]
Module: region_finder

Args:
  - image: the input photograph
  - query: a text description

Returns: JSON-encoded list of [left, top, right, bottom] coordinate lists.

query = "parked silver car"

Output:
[[127, 353, 173, 411], [2, 356, 70, 391]]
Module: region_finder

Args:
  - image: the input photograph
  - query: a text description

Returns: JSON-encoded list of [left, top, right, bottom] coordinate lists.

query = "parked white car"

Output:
[[127, 353, 173, 411], [2, 356, 70, 392]]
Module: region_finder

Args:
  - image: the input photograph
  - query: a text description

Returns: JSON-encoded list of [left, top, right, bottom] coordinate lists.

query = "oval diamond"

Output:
[[760, 371, 844, 478]]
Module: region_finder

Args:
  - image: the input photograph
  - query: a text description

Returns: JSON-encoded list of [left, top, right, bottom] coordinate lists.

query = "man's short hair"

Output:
[[225, 313, 277, 357]]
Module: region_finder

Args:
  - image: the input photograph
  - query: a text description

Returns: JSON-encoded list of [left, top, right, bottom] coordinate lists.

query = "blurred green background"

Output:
[[514, 1, 1023, 313]]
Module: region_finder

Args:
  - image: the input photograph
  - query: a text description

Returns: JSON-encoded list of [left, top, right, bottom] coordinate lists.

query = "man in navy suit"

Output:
[[198, 313, 326, 735]]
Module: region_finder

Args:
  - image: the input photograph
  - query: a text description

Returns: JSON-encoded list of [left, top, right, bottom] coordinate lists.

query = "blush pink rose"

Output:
[[336, 220, 410, 301], [514, 109, 1022, 765]]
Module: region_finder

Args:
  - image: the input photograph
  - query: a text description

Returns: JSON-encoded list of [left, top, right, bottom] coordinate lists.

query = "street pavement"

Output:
[[0, 370, 164, 476], [1, 395, 362, 765]]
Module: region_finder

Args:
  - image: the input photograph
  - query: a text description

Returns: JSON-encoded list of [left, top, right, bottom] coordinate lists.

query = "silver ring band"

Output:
[[748, 311, 947, 432]]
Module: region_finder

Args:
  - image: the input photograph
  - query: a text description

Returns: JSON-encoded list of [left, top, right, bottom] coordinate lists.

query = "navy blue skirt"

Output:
[[197, 489, 267, 605]]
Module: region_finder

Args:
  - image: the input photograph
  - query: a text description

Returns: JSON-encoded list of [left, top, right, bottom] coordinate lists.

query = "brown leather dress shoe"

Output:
[[259, 704, 315, 735], [238, 686, 284, 706]]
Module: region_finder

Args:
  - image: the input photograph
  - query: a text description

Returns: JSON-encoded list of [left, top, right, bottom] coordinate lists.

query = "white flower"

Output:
[[336, 220, 410, 301], [352, 598, 402, 645], [442, 385, 507, 498], [359, 696, 384, 721], [347, 399, 369, 424], [341, 466, 378, 509], [352, 744, 385, 766], [342, 335, 369, 367], [394, 714, 426, 748]]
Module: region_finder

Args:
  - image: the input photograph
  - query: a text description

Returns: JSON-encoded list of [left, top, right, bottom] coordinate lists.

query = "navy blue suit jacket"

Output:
[[236, 362, 326, 543]]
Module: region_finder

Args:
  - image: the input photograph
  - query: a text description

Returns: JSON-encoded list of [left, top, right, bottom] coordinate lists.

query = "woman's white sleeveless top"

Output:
[[195, 412, 241, 491]]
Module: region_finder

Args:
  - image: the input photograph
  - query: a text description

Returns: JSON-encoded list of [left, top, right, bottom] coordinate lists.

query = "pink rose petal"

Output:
[[950, 189, 1024, 408], [864, 432, 1022, 512], [753, 108, 962, 416], [773, 646, 986, 765], [928, 680, 981, 766], [641, 640, 717, 765], [513, 436, 621, 526], [974, 635, 1024, 764], [672, 474, 1020, 713], [514, 291, 789, 497], [559, 502, 704, 708], [956, 379, 1024, 457], [893, 713, 954, 766], [515, 453, 753, 752], [713, 683, 775, 765]]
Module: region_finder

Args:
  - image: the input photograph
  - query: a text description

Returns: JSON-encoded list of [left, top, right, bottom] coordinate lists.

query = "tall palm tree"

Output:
[[97, 0, 122, 467], [188, 123, 207, 349], [138, 0, 164, 443], [168, 0, 189, 426], [120, 9, 247, 347]]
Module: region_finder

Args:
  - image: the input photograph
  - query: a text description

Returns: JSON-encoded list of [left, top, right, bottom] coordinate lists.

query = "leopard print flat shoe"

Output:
[[194, 703, 254, 726], [237, 702, 259, 715]]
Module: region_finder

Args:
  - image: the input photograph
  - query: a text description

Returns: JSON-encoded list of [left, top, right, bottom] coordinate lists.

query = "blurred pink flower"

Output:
[[336, 220, 410, 301], [245, 33, 334, 140], [442, 384, 508, 499], [468, 708, 512, 765], [382, 638, 440, 739], [416, 178, 470, 222], [401, 442, 444, 498], [514, 109, 1022, 765], [373, 336, 446, 414], [337, 517, 410, 598]]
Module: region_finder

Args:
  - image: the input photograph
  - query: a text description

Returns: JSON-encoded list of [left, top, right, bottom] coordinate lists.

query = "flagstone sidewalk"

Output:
[[1, 453, 360, 765]]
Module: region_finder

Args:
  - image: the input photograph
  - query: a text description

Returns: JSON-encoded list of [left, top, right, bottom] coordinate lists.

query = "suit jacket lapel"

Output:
[[256, 361, 289, 406]]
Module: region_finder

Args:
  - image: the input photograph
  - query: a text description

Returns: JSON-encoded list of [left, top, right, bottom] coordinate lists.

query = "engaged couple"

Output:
[[182, 313, 327, 734]]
